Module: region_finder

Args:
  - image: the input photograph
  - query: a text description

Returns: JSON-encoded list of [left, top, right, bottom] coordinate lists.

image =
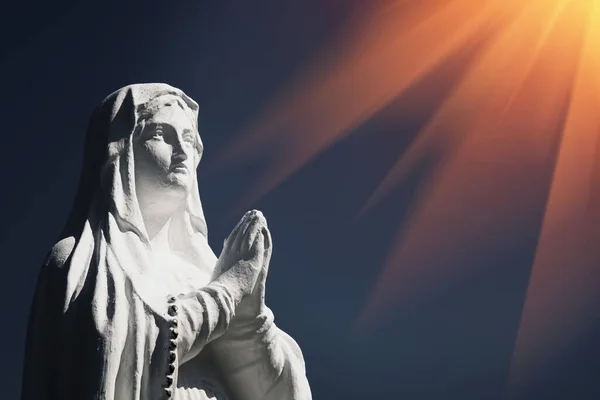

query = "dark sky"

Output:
[[1, 1, 598, 399]]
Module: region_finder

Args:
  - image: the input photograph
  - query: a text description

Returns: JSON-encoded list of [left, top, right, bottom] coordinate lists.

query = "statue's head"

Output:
[[133, 93, 203, 206], [65, 83, 208, 242], [56, 83, 215, 309]]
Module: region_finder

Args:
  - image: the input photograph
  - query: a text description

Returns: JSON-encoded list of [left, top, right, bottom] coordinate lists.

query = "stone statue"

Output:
[[21, 83, 312, 400]]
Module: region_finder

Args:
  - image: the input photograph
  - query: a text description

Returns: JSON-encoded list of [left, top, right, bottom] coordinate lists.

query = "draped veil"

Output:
[[22, 83, 218, 400]]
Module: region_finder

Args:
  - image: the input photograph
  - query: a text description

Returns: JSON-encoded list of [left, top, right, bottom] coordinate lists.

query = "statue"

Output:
[[21, 83, 312, 400]]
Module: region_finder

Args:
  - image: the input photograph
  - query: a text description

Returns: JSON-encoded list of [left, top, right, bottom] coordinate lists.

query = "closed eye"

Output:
[[183, 133, 195, 144]]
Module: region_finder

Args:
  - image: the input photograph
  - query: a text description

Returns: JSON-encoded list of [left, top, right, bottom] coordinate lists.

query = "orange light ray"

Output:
[[506, 0, 600, 395], [360, 0, 572, 213], [355, 0, 587, 332], [215, 0, 517, 209]]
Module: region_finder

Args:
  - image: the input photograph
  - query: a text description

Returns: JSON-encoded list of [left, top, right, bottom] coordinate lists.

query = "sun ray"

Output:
[[355, 0, 589, 332], [506, 1, 600, 395], [215, 0, 517, 209], [360, 0, 572, 213]]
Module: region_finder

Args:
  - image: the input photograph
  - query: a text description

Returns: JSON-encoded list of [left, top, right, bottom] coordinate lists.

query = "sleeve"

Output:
[[209, 306, 312, 400], [171, 281, 242, 365]]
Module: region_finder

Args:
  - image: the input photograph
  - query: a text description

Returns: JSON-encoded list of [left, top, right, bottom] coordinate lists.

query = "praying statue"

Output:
[[21, 83, 312, 400]]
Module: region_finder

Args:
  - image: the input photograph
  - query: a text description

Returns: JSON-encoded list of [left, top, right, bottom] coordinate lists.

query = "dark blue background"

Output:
[[1, 1, 598, 399]]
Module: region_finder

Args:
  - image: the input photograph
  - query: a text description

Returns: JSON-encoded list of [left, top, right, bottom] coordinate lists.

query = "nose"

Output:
[[171, 132, 189, 158], [172, 151, 188, 164]]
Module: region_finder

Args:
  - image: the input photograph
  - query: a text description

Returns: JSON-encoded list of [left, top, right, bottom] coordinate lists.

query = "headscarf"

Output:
[[22, 83, 217, 400]]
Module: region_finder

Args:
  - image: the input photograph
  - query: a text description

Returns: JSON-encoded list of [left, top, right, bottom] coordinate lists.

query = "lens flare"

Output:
[[215, 0, 600, 394]]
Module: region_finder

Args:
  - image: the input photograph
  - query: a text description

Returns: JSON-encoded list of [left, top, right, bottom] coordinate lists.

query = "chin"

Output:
[[161, 176, 191, 198]]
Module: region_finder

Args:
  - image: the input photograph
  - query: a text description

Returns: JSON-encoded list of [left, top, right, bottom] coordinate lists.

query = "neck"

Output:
[[137, 192, 184, 252]]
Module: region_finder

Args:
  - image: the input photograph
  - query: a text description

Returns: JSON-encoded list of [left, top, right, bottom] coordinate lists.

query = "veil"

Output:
[[22, 83, 218, 400]]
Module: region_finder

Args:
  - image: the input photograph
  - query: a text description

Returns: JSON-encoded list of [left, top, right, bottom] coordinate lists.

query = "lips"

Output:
[[171, 164, 188, 173]]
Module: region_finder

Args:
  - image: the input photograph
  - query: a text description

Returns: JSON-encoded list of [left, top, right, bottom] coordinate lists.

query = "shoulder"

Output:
[[45, 236, 77, 269]]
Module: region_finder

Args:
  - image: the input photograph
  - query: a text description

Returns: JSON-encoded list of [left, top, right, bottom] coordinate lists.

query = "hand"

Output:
[[234, 219, 272, 321], [212, 210, 267, 301]]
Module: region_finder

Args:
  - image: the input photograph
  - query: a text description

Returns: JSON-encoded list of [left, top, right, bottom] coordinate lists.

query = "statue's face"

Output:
[[133, 104, 199, 201]]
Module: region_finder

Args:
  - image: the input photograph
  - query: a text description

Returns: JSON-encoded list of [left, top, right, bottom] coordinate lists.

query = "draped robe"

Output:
[[21, 83, 312, 400]]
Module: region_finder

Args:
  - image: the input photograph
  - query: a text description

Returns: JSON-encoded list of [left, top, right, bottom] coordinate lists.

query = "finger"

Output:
[[241, 215, 261, 255], [256, 210, 267, 226], [246, 210, 268, 251], [242, 210, 262, 237], [262, 226, 272, 266], [231, 211, 258, 251], [256, 212, 268, 245], [225, 210, 252, 246], [245, 231, 265, 262], [258, 231, 270, 283], [262, 226, 272, 251], [234, 212, 261, 253]]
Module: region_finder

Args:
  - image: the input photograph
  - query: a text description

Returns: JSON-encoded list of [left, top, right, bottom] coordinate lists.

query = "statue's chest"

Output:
[[152, 252, 212, 293]]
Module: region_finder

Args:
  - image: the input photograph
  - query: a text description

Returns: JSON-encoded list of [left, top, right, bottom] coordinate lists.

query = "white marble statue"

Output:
[[21, 83, 312, 400]]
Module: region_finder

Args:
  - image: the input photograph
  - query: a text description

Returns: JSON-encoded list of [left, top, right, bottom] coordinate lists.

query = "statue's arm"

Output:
[[171, 281, 242, 365], [211, 306, 312, 400], [174, 216, 270, 365]]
